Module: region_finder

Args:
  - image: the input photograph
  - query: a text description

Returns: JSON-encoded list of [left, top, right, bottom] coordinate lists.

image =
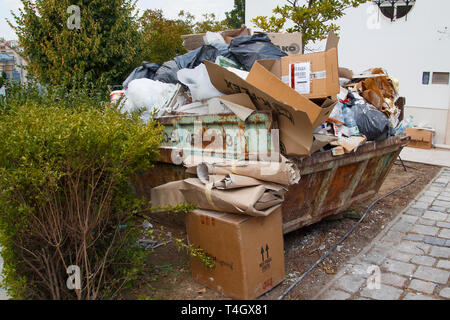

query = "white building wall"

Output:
[[246, 0, 450, 145]]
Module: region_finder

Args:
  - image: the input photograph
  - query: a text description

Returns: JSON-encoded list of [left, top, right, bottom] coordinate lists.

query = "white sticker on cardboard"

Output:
[[311, 71, 327, 80], [288, 62, 311, 94]]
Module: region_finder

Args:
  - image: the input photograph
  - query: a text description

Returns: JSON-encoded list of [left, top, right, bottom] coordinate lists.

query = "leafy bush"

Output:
[[0, 86, 164, 299]]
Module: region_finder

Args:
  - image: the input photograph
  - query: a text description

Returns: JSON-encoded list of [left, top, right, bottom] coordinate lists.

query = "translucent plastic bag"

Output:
[[123, 78, 177, 122], [177, 64, 224, 102]]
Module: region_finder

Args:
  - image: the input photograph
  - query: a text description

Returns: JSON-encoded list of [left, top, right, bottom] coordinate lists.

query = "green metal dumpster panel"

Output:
[[157, 112, 275, 161]]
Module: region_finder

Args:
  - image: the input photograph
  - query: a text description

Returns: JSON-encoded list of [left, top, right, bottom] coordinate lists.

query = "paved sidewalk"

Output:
[[315, 167, 450, 300], [400, 147, 450, 167]]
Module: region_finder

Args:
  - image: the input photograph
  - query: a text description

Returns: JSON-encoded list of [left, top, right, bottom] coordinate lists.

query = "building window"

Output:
[[422, 72, 430, 85], [431, 72, 450, 85], [373, 0, 416, 21]]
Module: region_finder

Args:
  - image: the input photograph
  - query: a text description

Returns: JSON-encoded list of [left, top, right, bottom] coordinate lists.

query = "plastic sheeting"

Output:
[[352, 101, 390, 141], [122, 78, 177, 122], [154, 44, 234, 84], [122, 62, 160, 89], [177, 64, 223, 101], [229, 33, 288, 71]]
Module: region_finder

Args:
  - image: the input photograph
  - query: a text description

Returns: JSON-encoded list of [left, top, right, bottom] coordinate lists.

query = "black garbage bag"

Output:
[[153, 60, 180, 84], [211, 43, 233, 59], [352, 102, 390, 141], [229, 33, 288, 71], [122, 62, 159, 89], [174, 45, 220, 69], [154, 45, 225, 84]]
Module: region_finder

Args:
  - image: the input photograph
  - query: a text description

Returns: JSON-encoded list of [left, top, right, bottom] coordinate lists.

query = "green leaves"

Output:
[[10, 0, 141, 90], [138, 9, 230, 65], [0, 90, 164, 299], [252, 0, 368, 49]]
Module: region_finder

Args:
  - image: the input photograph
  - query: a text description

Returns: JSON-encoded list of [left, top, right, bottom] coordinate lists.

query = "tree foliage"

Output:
[[9, 0, 141, 89], [252, 0, 368, 49], [138, 10, 192, 65], [0, 80, 165, 299], [225, 0, 246, 29]]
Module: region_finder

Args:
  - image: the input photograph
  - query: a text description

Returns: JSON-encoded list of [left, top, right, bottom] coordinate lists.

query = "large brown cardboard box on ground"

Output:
[[186, 208, 285, 300], [405, 128, 435, 149], [204, 60, 336, 156], [279, 34, 340, 99]]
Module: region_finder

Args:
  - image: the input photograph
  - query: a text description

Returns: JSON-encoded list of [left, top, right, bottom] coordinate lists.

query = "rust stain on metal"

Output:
[[282, 136, 408, 234]]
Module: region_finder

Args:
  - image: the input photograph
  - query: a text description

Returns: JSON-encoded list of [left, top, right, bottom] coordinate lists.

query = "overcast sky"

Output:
[[0, 0, 236, 40]]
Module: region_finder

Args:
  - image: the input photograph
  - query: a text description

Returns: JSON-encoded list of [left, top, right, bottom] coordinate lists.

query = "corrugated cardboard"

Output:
[[339, 67, 354, 80], [204, 60, 336, 156], [182, 27, 250, 51], [280, 44, 339, 99], [267, 32, 303, 56], [186, 157, 301, 186], [405, 128, 435, 149], [150, 180, 188, 229], [180, 178, 285, 217], [311, 134, 338, 153], [331, 146, 345, 156], [331, 136, 367, 153], [186, 208, 285, 300]]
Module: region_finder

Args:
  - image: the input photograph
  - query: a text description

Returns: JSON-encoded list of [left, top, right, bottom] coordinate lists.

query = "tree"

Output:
[[225, 0, 246, 29], [138, 10, 228, 64], [252, 0, 368, 50], [9, 0, 141, 89], [138, 9, 192, 65], [178, 11, 228, 33], [0, 72, 6, 87]]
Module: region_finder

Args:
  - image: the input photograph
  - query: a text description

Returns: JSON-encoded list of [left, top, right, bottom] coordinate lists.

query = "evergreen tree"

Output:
[[9, 0, 141, 89], [225, 0, 245, 29]]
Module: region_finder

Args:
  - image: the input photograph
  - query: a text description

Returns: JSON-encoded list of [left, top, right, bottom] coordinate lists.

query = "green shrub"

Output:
[[0, 94, 164, 299]]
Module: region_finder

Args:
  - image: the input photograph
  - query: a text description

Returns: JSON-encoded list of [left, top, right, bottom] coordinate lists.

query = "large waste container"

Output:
[[133, 112, 410, 234]]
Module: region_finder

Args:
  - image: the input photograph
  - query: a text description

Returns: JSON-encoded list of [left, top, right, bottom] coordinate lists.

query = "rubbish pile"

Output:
[[120, 28, 408, 300]]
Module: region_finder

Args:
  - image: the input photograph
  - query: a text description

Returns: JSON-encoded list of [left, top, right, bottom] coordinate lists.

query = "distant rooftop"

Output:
[[0, 52, 14, 62]]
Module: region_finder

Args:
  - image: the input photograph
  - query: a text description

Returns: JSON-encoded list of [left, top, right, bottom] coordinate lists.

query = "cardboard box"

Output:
[[204, 60, 337, 156], [331, 146, 345, 156], [405, 128, 435, 149], [280, 34, 339, 99], [182, 27, 250, 51], [186, 208, 285, 300], [267, 32, 303, 56], [150, 180, 188, 229]]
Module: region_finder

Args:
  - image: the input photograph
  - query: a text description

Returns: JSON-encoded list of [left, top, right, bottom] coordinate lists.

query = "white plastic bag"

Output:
[[123, 78, 177, 122], [177, 64, 224, 102], [203, 31, 226, 45]]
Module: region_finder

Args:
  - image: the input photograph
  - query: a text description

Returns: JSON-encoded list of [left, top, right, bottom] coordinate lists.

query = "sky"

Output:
[[0, 0, 236, 40]]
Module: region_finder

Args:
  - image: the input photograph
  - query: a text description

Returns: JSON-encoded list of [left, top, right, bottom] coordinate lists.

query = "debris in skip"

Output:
[[120, 26, 413, 300]]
